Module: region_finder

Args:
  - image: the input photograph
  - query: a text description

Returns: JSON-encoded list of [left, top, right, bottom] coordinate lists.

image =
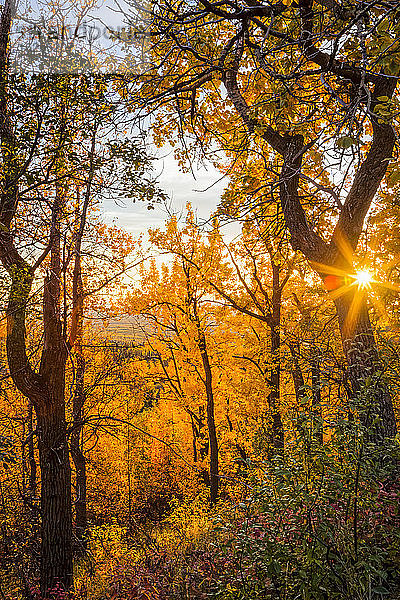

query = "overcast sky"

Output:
[[102, 149, 228, 238], [13, 0, 231, 240]]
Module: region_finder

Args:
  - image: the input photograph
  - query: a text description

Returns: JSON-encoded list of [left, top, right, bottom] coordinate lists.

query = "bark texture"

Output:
[[0, 8, 74, 586], [197, 329, 219, 504], [37, 405, 72, 591], [333, 290, 397, 443]]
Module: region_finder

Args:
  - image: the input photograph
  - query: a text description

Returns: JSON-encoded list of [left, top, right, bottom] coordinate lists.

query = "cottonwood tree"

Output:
[[0, 56, 76, 592], [127, 212, 231, 503], [153, 213, 295, 453], [125, 0, 400, 451], [203, 218, 295, 453], [0, 1, 161, 588]]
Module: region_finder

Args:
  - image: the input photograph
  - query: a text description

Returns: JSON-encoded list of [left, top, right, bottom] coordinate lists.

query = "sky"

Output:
[[10, 0, 236, 241], [11, 0, 229, 237], [12, 0, 150, 74], [102, 149, 229, 239], [99, 149, 231, 334]]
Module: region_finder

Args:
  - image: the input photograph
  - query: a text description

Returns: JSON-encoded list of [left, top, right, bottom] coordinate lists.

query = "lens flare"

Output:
[[355, 269, 372, 289], [316, 255, 399, 337]]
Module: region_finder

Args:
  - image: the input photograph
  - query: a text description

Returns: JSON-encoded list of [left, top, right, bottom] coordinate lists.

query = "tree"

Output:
[[0, 60, 75, 590], [127, 210, 231, 503], [202, 218, 294, 453], [0, 0, 161, 585], [153, 212, 295, 453], [127, 0, 400, 450]]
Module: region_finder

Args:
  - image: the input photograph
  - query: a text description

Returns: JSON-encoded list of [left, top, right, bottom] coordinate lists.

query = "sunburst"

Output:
[[311, 259, 400, 338], [354, 269, 373, 290]]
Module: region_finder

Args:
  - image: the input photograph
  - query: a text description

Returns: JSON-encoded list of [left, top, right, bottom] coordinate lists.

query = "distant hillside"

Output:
[[98, 316, 151, 344]]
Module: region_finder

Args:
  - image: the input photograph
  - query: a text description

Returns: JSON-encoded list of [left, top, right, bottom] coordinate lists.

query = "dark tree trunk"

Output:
[[2, 253, 74, 595], [333, 289, 397, 443], [189, 409, 207, 464], [28, 402, 37, 497], [190, 414, 199, 463], [37, 191, 73, 593], [198, 331, 219, 504], [186, 264, 219, 503], [268, 261, 284, 451], [0, 169, 74, 593], [37, 405, 73, 592], [70, 352, 87, 555], [190, 294, 219, 503]]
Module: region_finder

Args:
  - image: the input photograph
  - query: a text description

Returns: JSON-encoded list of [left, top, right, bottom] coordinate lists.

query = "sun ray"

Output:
[[315, 253, 399, 339], [326, 284, 353, 301], [374, 280, 400, 293], [343, 290, 365, 338], [331, 229, 356, 267], [369, 292, 390, 323], [312, 261, 350, 278]]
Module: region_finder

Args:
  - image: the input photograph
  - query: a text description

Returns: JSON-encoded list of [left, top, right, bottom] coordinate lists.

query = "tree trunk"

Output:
[[268, 323, 284, 451], [2, 256, 74, 594], [70, 352, 87, 555], [38, 208, 73, 592], [28, 402, 37, 497], [189, 413, 199, 463], [37, 404, 73, 593], [333, 289, 397, 444], [198, 332, 219, 504], [269, 262, 284, 451], [191, 315, 219, 503], [187, 275, 219, 503]]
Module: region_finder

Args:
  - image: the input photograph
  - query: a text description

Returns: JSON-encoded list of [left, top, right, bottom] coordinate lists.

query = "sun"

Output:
[[355, 269, 373, 289]]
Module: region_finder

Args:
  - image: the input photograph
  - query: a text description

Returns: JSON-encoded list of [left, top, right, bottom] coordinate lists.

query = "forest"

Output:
[[1, 0, 400, 598]]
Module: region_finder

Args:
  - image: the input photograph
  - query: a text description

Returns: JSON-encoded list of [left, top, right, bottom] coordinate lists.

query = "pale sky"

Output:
[[102, 150, 228, 238], [15, 0, 230, 239]]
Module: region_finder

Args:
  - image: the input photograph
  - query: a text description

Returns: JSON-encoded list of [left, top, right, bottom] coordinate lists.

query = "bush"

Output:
[[211, 411, 400, 600]]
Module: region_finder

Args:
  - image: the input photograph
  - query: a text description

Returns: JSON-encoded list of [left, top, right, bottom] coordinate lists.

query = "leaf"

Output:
[[336, 136, 356, 149], [372, 586, 390, 595], [387, 169, 400, 187]]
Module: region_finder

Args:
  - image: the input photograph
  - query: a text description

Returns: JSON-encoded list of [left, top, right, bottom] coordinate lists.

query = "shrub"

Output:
[[211, 411, 400, 600]]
